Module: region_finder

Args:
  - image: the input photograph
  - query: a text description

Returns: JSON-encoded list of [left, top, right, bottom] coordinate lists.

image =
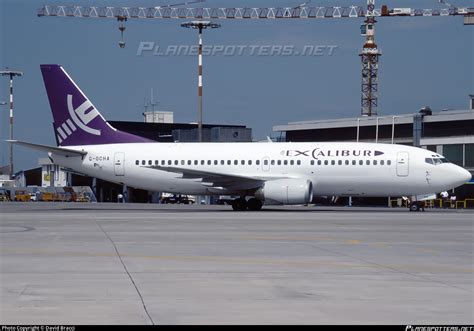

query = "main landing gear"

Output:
[[231, 197, 263, 211]]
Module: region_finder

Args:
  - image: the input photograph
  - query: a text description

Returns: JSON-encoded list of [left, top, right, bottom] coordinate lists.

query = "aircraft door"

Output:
[[396, 152, 409, 177], [114, 152, 125, 176]]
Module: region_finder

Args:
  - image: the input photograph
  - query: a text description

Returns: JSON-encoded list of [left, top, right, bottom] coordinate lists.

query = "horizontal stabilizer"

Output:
[[6, 140, 87, 157]]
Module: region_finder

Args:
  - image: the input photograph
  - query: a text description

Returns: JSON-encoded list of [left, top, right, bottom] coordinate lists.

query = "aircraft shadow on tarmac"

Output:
[[53, 206, 406, 213], [0, 225, 35, 233]]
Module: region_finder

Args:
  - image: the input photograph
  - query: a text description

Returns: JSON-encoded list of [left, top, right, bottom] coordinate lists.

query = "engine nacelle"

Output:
[[255, 179, 313, 205]]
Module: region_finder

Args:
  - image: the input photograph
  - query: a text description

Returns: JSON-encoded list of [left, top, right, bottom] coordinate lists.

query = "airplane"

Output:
[[9, 64, 472, 211]]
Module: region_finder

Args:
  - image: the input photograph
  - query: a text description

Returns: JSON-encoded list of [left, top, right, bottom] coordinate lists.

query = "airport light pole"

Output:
[[0, 101, 6, 175], [181, 21, 221, 142], [0, 69, 23, 179]]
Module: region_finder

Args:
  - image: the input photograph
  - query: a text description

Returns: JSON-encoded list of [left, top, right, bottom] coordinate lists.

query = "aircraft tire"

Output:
[[232, 198, 247, 211], [409, 203, 420, 212], [247, 198, 263, 211]]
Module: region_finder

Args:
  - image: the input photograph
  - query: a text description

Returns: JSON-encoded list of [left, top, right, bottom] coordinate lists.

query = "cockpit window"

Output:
[[426, 157, 450, 165]]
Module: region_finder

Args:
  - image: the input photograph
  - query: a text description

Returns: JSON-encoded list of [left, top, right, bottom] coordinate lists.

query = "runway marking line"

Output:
[[346, 240, 361, 245]]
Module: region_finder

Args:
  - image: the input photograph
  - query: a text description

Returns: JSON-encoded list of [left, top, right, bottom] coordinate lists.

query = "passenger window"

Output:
[[425, 158, 434, 165], [310, 160, 315, 166], [248, 160, 252, 166], [264, 160, 269, 165], [135, 160, 139, 165], [148, 160, 152, 165], [214, 160, 218, 165], [241, 160, 245, 165], [338, 160, 342, 165], [194, 160, 198, 165], [297, 160, 301, 165], [232, 160, 237, 165], [352, 160, 356, 165], [155, 160, 159, 165], [324, 160, 328, 165], [188, 160, 192, 165], [317, 160, 322, 165], [290, 160, 295, 165], [256, 160, 260, 166], [366, 160, 370, 165], [207, 160, 211, 165], [227, 160, 231, 165], [201, 160, 205, 165], [284, 160, 288, 165], [331, 160, 336, 165], [345, 160, 349, 165], [180, 160, 184, 165], [387, 160, 392, 166], [174, 160, 179, 165], [277, 160, 282, 166], [373, 160, 377, 165], [380, 160, 384, 166], [221, 160, 225, 165], [359, 160, 363, 165], [168, 160, 172, 165], [271, 160, 275, 166]]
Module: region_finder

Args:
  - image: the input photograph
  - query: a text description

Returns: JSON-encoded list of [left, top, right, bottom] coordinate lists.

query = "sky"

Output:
[[0, 0, 473, 171]]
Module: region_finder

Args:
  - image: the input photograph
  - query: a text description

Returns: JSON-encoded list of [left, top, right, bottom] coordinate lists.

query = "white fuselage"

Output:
[[51, 142, 470, 198]]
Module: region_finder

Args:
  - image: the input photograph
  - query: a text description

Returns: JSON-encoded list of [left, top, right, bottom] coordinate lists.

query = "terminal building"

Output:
[[273, 97, 474, 203]]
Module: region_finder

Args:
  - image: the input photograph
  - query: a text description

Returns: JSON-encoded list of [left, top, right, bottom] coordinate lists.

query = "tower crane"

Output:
[[360, 0, 380, 116], [37, 2, 472, 117]]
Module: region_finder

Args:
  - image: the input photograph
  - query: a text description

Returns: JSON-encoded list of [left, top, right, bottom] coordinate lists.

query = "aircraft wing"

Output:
[[6, 140, 87, 157], [146, 165, 289, 190]]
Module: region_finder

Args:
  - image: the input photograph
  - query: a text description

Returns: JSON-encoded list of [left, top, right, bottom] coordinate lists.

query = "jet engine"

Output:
[[255, 179, 313, 205]]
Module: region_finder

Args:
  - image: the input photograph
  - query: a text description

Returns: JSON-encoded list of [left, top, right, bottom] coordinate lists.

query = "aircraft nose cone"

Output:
[[453, 166, 472, 185], [461, 168, 472, 183]]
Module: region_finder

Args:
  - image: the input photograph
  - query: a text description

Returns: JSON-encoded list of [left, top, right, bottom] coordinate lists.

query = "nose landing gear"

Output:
[[409, 201, 425, 212]]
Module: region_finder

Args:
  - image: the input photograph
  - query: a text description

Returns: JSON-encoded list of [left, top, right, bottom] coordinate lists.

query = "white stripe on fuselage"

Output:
[[50, 142, 465, 198]]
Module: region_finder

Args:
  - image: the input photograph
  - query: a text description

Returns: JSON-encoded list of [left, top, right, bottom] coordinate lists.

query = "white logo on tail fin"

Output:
[[65, 94, 101, 136], [57, 95, 101, 144], [56, 119, 79, 144]]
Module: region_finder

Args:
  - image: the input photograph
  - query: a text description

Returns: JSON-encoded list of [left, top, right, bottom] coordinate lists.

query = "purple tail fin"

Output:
[[41, 64, 152, 146]]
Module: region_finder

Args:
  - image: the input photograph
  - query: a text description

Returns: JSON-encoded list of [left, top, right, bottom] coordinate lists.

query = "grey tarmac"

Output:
[[1, 202, 473, 325]]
